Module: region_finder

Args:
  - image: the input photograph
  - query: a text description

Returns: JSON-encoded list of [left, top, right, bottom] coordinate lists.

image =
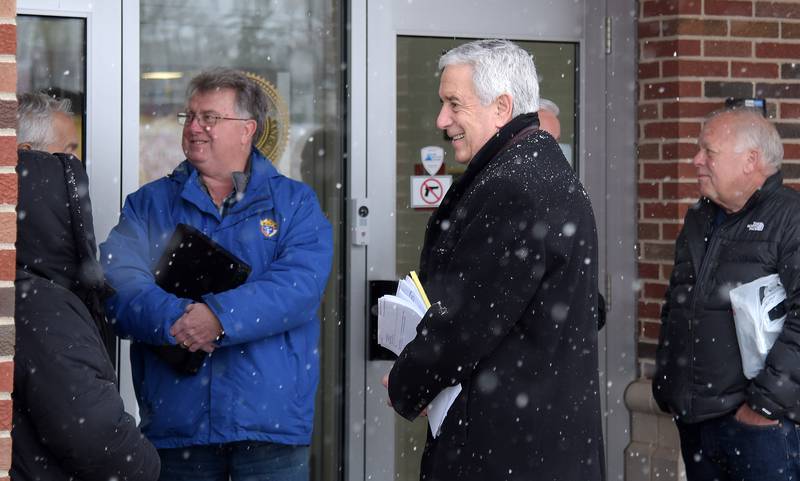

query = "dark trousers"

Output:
[[677, 413, 800, 481], [158, 441, 309, 481]]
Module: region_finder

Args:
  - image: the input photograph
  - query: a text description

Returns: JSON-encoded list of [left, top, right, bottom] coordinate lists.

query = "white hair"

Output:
[[439, 39, 540, 117], [17, 92, 73, 150], [706, 107, 783, 171], [538, 98, 560, 116]]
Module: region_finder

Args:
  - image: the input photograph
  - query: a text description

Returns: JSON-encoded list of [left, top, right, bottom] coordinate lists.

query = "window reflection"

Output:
[[17, 15, 86, 160]]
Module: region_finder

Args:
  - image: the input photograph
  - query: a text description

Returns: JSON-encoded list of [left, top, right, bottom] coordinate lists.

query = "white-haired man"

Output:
[[538, 97, 561, 141], [655, 108, 800, 481], [384, 39, 605, 481], [17, 92, 79, 157]]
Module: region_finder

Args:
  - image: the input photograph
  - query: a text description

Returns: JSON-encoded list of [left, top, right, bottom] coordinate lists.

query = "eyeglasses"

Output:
[[177, 112, 252, 128]]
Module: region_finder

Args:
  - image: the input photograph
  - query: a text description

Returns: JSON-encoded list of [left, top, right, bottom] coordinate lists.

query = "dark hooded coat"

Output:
[[388, 113, 605, 481], [11, 150, 159, 481]]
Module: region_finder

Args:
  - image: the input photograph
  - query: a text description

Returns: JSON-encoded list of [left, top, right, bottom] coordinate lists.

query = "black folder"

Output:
[[151, 223, 251, 374]]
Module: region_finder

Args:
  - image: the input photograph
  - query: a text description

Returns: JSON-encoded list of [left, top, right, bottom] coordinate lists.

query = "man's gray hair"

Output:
[[706, 107, 783, 171], [17, 92, 72, 150], [186, 68, 268, 147], [538, 98, 560, 116], [439, 39, 540, 117]]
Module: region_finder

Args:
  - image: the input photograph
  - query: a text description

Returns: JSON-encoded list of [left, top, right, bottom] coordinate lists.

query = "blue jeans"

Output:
[[677, 413, 800, 481], [158, 442, 309, 481]]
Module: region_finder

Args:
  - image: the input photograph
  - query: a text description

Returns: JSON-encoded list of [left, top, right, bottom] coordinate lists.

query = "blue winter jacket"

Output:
[[100, 149, 333, 448]]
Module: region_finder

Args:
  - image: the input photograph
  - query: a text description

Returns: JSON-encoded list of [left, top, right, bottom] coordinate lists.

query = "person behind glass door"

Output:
[[537, 97, 561, 141], [654, 108, 800, 481], [12, 149, 160, 481], [100, 68, 333, 481], [16, 92, 80, 157], [382, 39, 605, 481]]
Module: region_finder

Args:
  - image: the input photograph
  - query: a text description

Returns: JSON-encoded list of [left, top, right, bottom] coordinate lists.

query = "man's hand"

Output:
[[170, 303, 224, 353], [382, 371, 427, 417], [735, 403, 779, 426]]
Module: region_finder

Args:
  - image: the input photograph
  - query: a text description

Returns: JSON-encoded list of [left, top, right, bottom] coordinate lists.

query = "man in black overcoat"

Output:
[[384, 39, 605, 481]]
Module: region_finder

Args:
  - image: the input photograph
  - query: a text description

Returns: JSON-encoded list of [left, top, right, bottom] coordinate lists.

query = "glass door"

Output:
[[347, 1, 633, 480]]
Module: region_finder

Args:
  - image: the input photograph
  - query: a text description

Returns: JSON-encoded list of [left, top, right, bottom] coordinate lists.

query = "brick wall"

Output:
[[637, 0, 800, 377], [0, 0, 13, 478]]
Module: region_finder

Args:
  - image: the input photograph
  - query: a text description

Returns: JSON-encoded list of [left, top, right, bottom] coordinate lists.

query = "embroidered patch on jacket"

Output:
[[747, 221, 764, 232], [260, 218, 279, 238]]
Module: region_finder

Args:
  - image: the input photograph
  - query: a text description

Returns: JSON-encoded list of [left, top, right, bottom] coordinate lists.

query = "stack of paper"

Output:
[[378, 271, 462, 439]]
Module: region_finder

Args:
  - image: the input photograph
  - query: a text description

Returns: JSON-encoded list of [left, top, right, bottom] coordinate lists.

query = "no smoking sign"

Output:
[[410, 175, 452, 208]]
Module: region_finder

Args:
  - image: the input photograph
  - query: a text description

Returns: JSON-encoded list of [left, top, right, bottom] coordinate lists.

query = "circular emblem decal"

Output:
[[245, 72, 290, 163]]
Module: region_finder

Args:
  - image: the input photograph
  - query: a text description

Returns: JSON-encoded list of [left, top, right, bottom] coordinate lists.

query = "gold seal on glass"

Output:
[[245, 72, 290, 162]]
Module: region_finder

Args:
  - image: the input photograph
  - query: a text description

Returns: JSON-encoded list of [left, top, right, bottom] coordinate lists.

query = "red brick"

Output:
[[0, 0, 15, 18], [643, 0, 703, 16], [704, 40, 753, 57], [639, 221, 661, 240], [663, 142, 701, 159], [0, 399, 11, 431], [639, 181, 661, 199], [0, 172, 15, 204], [662, 18, 728, 36], [662, 101, 720, 118], [662, 181, 700, 199], [0, 437, 9, 470], [756, 1, 800, 18], [643, 81, 703, 100], [641, 320, 663, 339], [642, 39, 702, 59], [0, 63, 14, 93], [639, 20, 662, 38], [639, 61, 661, 79], [731, 20, 780, 37], [0, 361, 11, 393], [639, 261, 661, 278], [662, 59, 728, 77], [0, 138, 15, 166], [732, 61, 780, 78], [642, 161, 696, 179], [662, 263, 676, 279], [643, 241, 678, 261], [639, 143, 661, 160], [0, 212, 14, 244], [784, 23, 800, 39], [781, 103, 800, 119], [639, 104, 660, 120], [644, 281, 669, 299], [639, 301, 663, 319], [663, 222, 684, 240], [644, 121, 702, 139], [0, 25, 13, 56], [643, 201, 691, 219], [785, 143, 800, 159], [756, 42, 800, 59], [0, 250, 12, 281], [705, 0, 754, 16]]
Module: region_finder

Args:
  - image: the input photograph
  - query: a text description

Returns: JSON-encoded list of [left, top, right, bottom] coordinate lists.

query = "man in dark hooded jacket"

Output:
[[11, 149, 160, 480]]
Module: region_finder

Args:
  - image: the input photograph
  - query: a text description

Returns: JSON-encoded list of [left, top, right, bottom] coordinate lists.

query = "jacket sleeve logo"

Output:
[[260, 218, 279, 238]]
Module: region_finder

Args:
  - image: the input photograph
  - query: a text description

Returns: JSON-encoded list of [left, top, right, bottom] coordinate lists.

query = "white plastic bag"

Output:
[[729, 273, 787, 379]]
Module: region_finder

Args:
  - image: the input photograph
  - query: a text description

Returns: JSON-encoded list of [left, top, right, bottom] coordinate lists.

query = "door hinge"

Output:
[[605, 16, 612, 55]]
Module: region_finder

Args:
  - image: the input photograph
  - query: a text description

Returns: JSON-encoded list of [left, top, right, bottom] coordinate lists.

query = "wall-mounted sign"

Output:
[[410, 175, 452, 208], [420, 146, 444, 176]]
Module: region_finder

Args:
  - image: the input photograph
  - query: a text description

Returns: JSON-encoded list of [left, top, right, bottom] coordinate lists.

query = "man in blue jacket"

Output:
[[101, 68, 333, 481]]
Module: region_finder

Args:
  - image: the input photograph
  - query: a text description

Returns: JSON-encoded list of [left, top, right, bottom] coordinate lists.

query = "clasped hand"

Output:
[[170, 303, 224, 353]]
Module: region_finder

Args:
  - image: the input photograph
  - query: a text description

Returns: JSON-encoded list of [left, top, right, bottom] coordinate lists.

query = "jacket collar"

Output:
[[175, 148, 279, 221]]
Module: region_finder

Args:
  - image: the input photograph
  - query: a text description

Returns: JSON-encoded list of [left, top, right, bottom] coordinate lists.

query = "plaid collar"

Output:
[[200, 162, 251, 217]]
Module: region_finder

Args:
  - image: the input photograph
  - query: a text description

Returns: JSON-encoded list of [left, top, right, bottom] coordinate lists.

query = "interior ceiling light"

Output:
[[141, 71, 183, 80]]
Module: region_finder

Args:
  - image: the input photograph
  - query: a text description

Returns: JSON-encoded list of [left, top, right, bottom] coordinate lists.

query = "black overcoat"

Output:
[[389, 113, 605, 481]]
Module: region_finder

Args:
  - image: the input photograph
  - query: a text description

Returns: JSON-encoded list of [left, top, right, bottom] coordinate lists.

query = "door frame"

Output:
[[346, 1, 637, 480]]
